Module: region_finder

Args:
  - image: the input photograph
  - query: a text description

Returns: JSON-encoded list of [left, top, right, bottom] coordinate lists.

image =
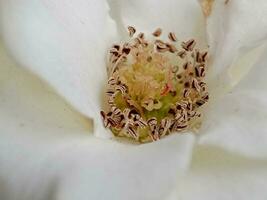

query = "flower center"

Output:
[[100, 26, 209, 143]]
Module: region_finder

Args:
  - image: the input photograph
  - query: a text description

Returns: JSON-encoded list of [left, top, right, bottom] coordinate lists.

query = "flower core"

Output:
[[101, 26, 209, 143]]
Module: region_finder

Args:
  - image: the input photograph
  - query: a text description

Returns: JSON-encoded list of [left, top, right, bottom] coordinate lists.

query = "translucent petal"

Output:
[[108, 0, 206, 44], [204, 0, 267, 90], [173, 146, 267, 200], [199, 48, 267, 159], [0, 0, 118, 138]]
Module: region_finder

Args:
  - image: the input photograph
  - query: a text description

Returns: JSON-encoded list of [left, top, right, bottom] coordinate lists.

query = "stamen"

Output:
[[168, 32, 177, 42], [182, 39, 196, 51], [101, 26, 209, 143], [195, 64, 206, 77], [127, 26, 136, 37], [152, 28, 162, 37]]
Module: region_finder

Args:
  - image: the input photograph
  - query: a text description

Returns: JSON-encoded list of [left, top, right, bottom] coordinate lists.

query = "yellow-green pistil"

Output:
[[100, 26, 209, 143]]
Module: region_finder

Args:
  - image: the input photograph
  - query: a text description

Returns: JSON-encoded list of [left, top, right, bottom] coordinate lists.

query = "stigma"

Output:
[[100, 26, 209, 143]]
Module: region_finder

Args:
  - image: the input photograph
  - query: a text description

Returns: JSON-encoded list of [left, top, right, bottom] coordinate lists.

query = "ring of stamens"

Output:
[[101, 26, 209, 143]]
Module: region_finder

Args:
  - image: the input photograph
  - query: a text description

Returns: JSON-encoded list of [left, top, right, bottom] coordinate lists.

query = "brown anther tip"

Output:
[[155, 39, 166, 48], [168, 108, 176, 115], [109, 49, 119, 57], [122, 47, 131, 55], [107, 111, 113, 117], [183, 62, 189, 70], [142, 41, 149, 47], [155, 40, 169, 52], [196, 100, 205, 107], [203, 93, 209, 100], [147, 117, 157, 127], [152, 28, 162, 37], [202, 51, 208, 62], [195, 50, 208, 63], [177, 50, 187, 59], [134, 37, 142, 45], [100, 110, 105, 118], [189, 72, 194, 76], [170, 91, 177, 96], [113, 44, 120, 51], [168, 32, 177, 42], [182, 39, 196, 51], [195, 50, 201, 62], [138, 32, 145, 39], [184, 82, 190, 88], [176, 74, 182, 79], [195, 64, 205, 77], [156, 46, 169, 53], [127, 26, 136, 37]]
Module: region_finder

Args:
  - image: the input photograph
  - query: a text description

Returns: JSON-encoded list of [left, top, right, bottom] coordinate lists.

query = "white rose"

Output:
[[0, 0, 267, 199]]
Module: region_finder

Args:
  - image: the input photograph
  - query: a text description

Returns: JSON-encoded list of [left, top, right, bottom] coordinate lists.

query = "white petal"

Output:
[[109, 0, 206, 43], [174, 146, 267, 200], [0, 0, 118, 138], [0, 43, 194, 200], [205, 0, 267, 90], [199, 48, 267, 158]]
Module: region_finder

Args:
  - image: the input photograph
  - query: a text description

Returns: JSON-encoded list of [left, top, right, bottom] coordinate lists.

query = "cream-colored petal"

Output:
[[173, 146, 267, 200], [205, 0, 267, 91], [199, 48, 267, 159], [0, 42, 194, 200], [0, 0, 118, 138], [109, 0, 206, 44]]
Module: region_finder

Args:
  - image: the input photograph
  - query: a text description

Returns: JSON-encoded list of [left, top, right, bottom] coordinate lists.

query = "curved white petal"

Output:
[[0, 0, 118, 137], [0, 43, 194, 200], [109, 0, 206, 43], [173, 146, 267, 200], [199, 48, 267, 159], [205, 0, 267, 90]]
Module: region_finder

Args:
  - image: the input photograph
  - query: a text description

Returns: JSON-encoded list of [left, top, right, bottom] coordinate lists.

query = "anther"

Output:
[[168, 32, 177, 42], [152, 28, 162, 37], [127, 26, 136, 37]]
